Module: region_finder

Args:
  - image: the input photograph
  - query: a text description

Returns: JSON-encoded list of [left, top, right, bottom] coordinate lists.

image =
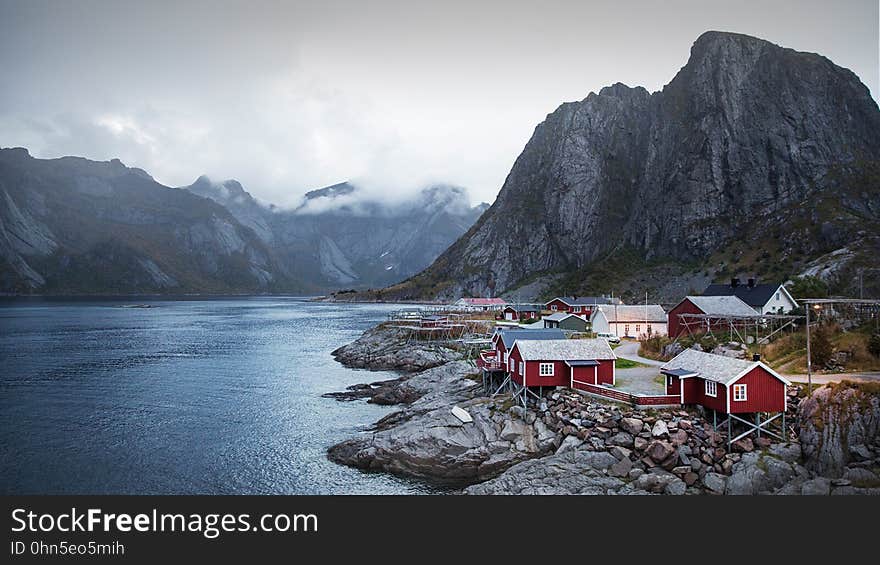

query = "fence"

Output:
[[572, 381, 681, 408]]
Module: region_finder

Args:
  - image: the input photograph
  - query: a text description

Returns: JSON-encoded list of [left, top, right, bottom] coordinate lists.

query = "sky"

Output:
[[0, 0, 877, 207]]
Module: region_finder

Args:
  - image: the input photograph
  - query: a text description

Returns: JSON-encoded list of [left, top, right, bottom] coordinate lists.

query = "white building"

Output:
[[701, 279, 798, 315], [590, 304, 667, 338]]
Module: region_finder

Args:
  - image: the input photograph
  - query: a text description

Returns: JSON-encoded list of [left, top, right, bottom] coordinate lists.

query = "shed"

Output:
[[508, 338, 616, 389], [660, 348, 791, 414], [542, 312, 590, 332]]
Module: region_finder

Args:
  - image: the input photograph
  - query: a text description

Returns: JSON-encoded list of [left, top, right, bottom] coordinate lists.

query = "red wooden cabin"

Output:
[[661, 348, 790, 414], [544, 296, 615, 317], [501, 305, 541, 321], [507, 338, 616, 390], [486, 328, 565, 369]]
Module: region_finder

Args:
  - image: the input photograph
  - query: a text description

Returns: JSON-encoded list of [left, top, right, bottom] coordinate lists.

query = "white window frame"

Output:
[[573, 306, 581, 313], [519, 362, 524, 377], [508, 358, 513, 373], [667, 375, 673, 387], [733, 384, 747, 402], [551, 304, 558, 311], [539, 362, 554, 377], [705, 380, 717, 397]]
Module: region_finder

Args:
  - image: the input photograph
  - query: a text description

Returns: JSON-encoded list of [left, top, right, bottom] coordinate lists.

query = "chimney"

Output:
[[747, 278, 756, 288], [752, 353, 761, 362], [731, 277, 740, 288]]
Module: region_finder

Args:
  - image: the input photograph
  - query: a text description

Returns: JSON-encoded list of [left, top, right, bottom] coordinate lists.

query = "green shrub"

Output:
[[868, 333, 880, 358]]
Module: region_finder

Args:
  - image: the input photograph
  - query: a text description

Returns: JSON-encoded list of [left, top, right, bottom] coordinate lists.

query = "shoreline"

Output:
[[325, 321, 880, 495]]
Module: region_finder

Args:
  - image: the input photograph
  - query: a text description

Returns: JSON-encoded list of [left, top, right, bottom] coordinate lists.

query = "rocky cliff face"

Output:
[[389, 31, 880, 301], [186, 178, 487, 290], [0, 149, 303, 294]]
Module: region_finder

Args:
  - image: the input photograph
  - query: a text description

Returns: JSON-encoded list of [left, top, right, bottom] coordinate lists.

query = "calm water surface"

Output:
[[0, 297, 436, 494]]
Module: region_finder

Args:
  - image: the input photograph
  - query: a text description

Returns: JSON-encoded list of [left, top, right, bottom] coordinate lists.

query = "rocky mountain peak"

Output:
[[385, 31, 880, 302]]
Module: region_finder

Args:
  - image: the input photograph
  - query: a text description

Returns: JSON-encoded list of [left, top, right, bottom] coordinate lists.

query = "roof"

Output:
[[513, 339, 616, 361], [504, 304, 542, 312], [593, 304, 666, 323], [458, 297, 507, 305], [702, 283, 792, 307], [661, 348, 791, 386], [565, 360, 600, 367], [542, 312, 576, 322], [547, 296, 618, 306], [421, 315, 448, 321], [497, 328, 566, 350], [677, 295, 758, 317]]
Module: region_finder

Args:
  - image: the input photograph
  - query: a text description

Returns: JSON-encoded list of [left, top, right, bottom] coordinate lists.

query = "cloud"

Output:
[[1, 0, 876, 209]]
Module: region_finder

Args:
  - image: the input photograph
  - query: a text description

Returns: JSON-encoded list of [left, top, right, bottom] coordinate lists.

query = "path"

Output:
[[784, 371, 880, 385]]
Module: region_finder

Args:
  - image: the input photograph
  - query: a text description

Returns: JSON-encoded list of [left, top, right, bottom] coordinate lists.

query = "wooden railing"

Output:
[[477, 350, 502, 371], [571, 381, 680, 407]]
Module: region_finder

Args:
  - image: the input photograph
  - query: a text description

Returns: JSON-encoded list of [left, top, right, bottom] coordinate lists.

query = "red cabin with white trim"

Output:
[[507, 338, 616, 389], [661, 349, 790, 414]]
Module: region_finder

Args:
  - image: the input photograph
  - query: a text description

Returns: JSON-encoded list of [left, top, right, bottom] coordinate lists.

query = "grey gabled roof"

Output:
[[542, 312, 573, 322], [661, 348, 790, 385], [514, 339, 616, 361], [702, 283, 789, 308], [593, 304, 667, 323], [548, 296, 618, 306], [497, 328, 566, 349], [681, 295, 758, 317]]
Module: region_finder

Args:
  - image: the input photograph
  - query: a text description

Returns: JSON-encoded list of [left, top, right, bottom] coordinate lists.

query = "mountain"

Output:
[[0, 148, 307, 294], [384, 31, 880, 302], [184, 178, 487, 289]]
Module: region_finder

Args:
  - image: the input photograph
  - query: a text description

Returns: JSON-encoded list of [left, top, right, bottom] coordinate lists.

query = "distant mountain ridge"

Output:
[[0, 149, 486, 294], [185, 177, 488, 288], [382, 31, 880, 302], [0, 148, 300, 294]]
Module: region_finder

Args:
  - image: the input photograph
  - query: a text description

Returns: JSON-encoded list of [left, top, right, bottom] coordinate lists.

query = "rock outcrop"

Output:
[[385, 31, 880, 302], [798, 381, 880, 478], [331, 323, 462, 372], [327, 361, 557, 483]]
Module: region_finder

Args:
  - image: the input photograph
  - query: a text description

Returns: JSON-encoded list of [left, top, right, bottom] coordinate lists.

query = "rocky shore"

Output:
[[331, 323, 461, 372], [327, 323, 880, 494]]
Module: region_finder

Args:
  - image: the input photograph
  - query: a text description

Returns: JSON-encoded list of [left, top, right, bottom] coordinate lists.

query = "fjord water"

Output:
[[0, 297, 433, 494]]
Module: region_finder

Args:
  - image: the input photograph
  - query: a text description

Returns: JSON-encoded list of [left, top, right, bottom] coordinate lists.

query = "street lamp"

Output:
[[805, 303, 822, 394]]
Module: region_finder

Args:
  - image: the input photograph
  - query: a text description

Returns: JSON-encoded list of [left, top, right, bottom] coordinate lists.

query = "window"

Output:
[[508, 358, 513, 373], [539, 363, 554, 377], [705, 380, 717, 397], [667, 375, 673, 386], [625, 324, 629, 335], [519, 363, 524, 377], [551, 304, 558, 311], [733, 384, 747, 401], [635, 324, 641, 334], [776, 292, 781, 301], [573, 306, 581, 313]]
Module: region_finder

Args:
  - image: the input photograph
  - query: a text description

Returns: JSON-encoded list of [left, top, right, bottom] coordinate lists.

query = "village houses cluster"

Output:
[[467, 278, 798, 448]]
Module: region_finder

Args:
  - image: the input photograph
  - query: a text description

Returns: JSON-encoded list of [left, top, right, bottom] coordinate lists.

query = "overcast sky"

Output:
[[1, 0, 877, 207]]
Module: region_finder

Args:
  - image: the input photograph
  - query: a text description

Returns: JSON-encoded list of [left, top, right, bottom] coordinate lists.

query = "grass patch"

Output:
[[616, 358, 648, 369]]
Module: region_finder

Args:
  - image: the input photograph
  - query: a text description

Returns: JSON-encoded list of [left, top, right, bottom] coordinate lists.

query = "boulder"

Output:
[[609, 457, 633, 478], [800, 477, 832, 496], [620, 417, 644, 435], [703, 472, 727, 494], [652, 420, 669, 438], [607, 432, 635, 448], [646, 440, 675, 463]]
